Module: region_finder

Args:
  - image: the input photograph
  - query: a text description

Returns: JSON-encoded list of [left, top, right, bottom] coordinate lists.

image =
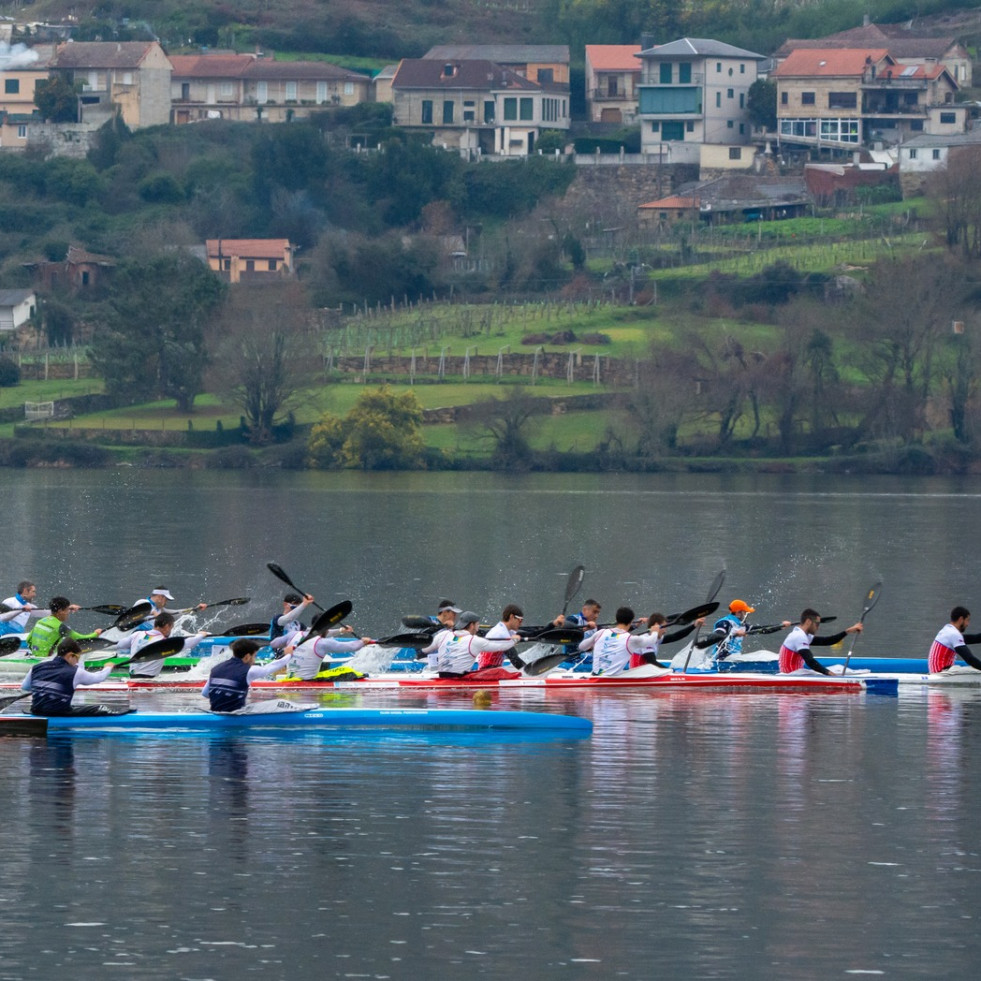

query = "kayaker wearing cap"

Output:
[[928, 606, 981, 674], [417, 601, 462, 671], [21, 638, 127, 717], [779, 609, 863, 675], [696, 599, 790, 664], [134, 586, 207, 630], [202, 639, 291, 712], [426, 612, 517, 678], [270, 592, 315, 641]]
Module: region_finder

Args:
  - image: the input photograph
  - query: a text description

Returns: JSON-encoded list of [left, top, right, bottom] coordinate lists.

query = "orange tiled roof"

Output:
[[206, 239, 291, 259], [169, 54, 258, 78], [639, 195, 699, 210], [586, 45, 643, 72], [772, 48, 891, 77]]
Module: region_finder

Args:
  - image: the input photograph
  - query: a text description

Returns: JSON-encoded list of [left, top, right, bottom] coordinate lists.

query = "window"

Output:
[[316, 81, 327, 104], [421, 100, 433, 124], [17, 124, 27, 138], [933, 148, 941, 160], [268, 260, 278, 271], [608, 77, 618, 96], [828, 92, 857, 109], [910, 120, 923, 131], [4, 79, 18, 94], [520, 97, 533, 121], [727, 88, 733, 98], [909, 148, 918, 159], [715, 92, 721, 107], [344, 82, 354, 95], [256, 81, 268, 103], [940, 111, 956, 124], [464, 99, 475, 122], [739, 93, 744, 108], [727, 120, 734, 128], [484, 100, 495, 123], [504, 97, 517, 120], [729, 147, 742, 160], [120, 72, 133, 85], [220, 81, 234, 98], [679, 63, 691, 83], [537, 68, 553, 84], [246, 260, 255, 272], [660, 63, 672, 84], [716, 62, 722, 73], [651, 121, 660, 132], [740, 64, 745, 74], [781, 91, 788, 105], [686, 120, 694, 132], [801, 92, 815, 106], [739, 123, 744, 134], [285, 81, 297, 101], [223, 258, 231, 271], [443, 100, 454, 124]]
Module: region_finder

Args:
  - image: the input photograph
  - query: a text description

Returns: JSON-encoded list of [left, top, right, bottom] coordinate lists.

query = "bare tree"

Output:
[[211, 282, 316, 444], [927, 145, 981, 259]]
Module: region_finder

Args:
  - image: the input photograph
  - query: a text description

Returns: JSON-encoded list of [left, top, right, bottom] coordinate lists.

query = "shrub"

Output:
[[0, 358, 21, 387]]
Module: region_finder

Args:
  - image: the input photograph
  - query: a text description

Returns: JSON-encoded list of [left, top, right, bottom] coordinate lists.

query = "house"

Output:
[[0, 42, 55, 150], [897, 131, 981, 197], [372, 64, 399, 104], [775, 19, 972, 88], [636, 37, 765, 164], [51, 40, 173, 129], [771, 48, 963, 151], [170, 54, 371, 123], [24, 244, 115, 291], [424, 44, 570, 90], [637, 193, 699, 224], [392, 58, 569, 157], [206, 239, 295, 284], [0, 289, 36, 331], [585, 45, 642, 124]]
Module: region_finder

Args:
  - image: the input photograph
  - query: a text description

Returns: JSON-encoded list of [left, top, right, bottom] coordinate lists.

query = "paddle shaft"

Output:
[[682, 570, 727, 673], [840, 583, 882, 675]]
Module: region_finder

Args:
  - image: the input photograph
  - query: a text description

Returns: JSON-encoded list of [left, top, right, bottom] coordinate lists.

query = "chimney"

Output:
[[863, 14, 871, 27]]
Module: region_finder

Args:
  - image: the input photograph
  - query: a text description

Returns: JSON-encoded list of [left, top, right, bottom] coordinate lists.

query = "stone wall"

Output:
[[560, 162, 699, 219]]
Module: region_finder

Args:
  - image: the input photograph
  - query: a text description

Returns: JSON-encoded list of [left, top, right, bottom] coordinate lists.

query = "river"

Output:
[[0, 469, 979, 978]]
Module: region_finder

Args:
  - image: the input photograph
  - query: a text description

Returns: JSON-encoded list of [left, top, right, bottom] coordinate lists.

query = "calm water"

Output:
[[1, 470, 980, 979]]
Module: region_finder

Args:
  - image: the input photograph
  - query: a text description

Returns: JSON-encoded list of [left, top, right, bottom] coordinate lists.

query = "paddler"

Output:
[[134, 586, 207, 629], [271, 592, 316, 641], [281, 629, 375, 680], [25, 596, 103, 659], [478, 604, 525, 669], [21, 638, 128, 717], [427, 611, 517, 678], [1, 580, 55, 636], [202, 638, 292, 712], [928, 606, 981, 673], [778, 609, 862, 675], [695, 599, 791, 664], [580, 607, 702, 676], [630, 611, 705, 668], [116, 612, 209, 679]]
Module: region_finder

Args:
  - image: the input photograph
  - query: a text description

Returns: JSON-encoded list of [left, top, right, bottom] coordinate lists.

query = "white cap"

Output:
[[151, 587, 175, 600]]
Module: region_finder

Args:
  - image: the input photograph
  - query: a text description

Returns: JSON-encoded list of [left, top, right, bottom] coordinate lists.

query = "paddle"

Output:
[[681, 569, 727, 673], [176, 597, 250, 614], [401, 615, 439, 631], [267, 563, 326, 613], [0, 691, 30, 711], [79, 604, 127, 615], [118, 636, 188, 665], [112, 601, 155, 632], [662, 600, 720, 629], [214, 622, 271, 637], [746, 615, 836, 636], [292, 600, 354, 648], [512, 628, 588, 677], [0, 636, 23, 657], [376, 632, 434, 650], [560, 564, 586, 618], [840, 582, 882, 675]]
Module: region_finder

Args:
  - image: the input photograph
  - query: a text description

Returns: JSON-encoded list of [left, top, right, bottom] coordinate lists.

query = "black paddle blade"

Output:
[[668, 601, 720, 627], [313, 600, 353, 633], [401, 616, 438, 630], [216, 622, 271, 637], [76, 637, 117, 654], [528, 627, 584, 645], [267, 563, 300, 591], [84, 604, 127, 616], [522, 651, 570, 677], [505, 647, 526, 670], [861, 582, 883, 620], [0, 691, 30, 711], [127, 637, 186, 664], [113, 601, 154, 631], [0, 636, 23, 657], [376, 633, 431, 650], [706, 569, 726, 603], [209, 597, 250, 609], [562, 565, 586, 614]]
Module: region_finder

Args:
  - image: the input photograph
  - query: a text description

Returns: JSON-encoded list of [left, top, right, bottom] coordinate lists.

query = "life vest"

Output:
[[206, 657, 251, 712], [26, 615, 67, 659], [28, 657, 77, 716], [713, 613, 744, 660]]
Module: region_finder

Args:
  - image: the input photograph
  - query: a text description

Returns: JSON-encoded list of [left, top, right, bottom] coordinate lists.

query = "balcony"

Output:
[[590, 89, 637, 102]]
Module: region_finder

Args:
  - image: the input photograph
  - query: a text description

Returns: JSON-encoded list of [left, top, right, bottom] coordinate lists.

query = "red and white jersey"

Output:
[[778, 625, 814, 674], [929, 623, 965, 674], [581, 628, 659, 677]]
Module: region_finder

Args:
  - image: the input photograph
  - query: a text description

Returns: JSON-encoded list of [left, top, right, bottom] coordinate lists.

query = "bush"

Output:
[[0, 358, 21, 387]]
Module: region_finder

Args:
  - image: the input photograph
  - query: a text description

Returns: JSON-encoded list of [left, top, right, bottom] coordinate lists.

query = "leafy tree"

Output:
[[33, 75, 79, 123], [90, 251, 226, 412], [747, 79, 777, 131], [309, 388, 425, 469]]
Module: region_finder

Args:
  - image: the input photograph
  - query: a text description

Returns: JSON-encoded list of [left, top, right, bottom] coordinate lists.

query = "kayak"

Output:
[[0, 706, 593, 736], [712, 652, 931, 674]]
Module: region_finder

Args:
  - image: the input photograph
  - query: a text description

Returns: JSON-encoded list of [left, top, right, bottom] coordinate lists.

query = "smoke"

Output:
[[0, 42, 39, 71]]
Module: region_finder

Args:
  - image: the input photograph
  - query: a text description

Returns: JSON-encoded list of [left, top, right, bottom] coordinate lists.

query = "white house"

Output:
[[0, 288, 36, 331]]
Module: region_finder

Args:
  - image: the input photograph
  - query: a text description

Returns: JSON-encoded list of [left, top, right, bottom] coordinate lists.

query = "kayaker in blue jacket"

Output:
[[202, 639, 291, 712], [21, 639, 127, 717], [695, 599, 790, 663]]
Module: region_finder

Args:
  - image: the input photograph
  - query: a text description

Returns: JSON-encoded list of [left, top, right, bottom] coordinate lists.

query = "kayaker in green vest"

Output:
[[26, 596, 103, 659]]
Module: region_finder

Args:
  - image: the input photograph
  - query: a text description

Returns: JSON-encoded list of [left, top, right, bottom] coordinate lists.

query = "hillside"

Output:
[[11, 1, 981, 62]]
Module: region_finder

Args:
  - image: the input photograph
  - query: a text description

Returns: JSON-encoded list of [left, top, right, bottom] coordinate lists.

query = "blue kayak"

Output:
[[4, 706, 592, 735]]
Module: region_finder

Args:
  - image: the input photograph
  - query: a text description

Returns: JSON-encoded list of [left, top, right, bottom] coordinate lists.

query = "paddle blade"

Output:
[[267, 563, 299, 591], [401, 616, 437, 630], [523, 651, 570, 677], [76, 637, 117, 654], [860, 582, 883, 620], [706, 569, 726, 603], [0, 691, 30, 711], [667, 601, 720, 627], [127, 637, 186, 664], [0, 636, 23, 657], [113, 602, 153, 631], [315, 600, 353, 632], [209, 597, 250, 609], [85, 604, 126, 616], [528, 627, 584, 646], [216, 622, 271, 637], [375, 633, 431, 650], [561, 565, 586, 614]]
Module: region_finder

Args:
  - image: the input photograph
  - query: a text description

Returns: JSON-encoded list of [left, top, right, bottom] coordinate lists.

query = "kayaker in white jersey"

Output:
[[630, 611, 705, 668], [134, 586, 206, 629], [270, 592, 315, 641], [479, 604, 525, 669], [580, 607, 702, 676], [426, 611, 517, 677], [778, 609, 862, 675], [282, 629, 375, 680], [115, 612, 209, 678], [1, 580, 68, 635], [928, 606, 981, 674]]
